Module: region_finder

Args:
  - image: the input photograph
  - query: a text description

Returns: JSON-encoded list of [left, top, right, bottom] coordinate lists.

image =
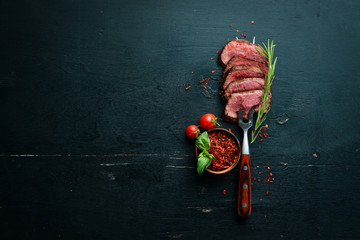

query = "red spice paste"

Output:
[[207, 131, 239, 171]]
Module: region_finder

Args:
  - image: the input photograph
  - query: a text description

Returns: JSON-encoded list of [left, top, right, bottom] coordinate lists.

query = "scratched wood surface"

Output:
[[1, 0, 360, 239]]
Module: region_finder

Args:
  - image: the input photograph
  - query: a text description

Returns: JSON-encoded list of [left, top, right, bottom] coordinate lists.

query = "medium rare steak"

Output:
[[223, 90, 264, 123], [223, 56, 268, 78], [220, 39, 267, 66], [220, 66, 264, 91], [223, 78, 265, 99]]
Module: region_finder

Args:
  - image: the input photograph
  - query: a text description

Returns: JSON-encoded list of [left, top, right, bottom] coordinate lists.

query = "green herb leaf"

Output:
[[251, 40, 277, 143], [196, 131, 211, 150], [197, 150, 214, 175]]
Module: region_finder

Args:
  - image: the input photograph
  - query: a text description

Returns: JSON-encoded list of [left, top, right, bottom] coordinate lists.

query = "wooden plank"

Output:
[[0, 0, 358, 157], [1, 156, 360, 239]]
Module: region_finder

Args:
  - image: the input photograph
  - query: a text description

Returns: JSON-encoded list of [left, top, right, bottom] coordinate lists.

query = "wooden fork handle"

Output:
[[237, 154, 251, 217]]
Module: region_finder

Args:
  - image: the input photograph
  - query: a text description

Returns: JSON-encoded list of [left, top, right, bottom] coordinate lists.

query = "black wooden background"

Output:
[[1, 0, 360, 239]]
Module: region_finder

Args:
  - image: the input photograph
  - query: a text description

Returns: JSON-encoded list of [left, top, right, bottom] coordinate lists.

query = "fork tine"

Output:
[[247, 107, 254, 127], [248, 107, 254, 120], [238, 109, 244, 122]]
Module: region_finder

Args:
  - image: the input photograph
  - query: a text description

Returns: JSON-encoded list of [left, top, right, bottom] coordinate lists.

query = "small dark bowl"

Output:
[[195, 128, 241, 174]]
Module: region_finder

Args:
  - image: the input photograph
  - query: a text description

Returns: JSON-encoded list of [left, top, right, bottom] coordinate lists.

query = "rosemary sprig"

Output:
[[251, 40, 277, 143]]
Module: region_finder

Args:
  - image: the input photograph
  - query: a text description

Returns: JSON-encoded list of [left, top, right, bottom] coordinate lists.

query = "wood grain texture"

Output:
[[237, 154, 251, 217], [0, 0, 360, 239]]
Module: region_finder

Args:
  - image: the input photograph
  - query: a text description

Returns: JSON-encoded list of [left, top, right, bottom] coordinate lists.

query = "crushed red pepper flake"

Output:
[[216, 50, 219, 54], [236, 29, 239, 32], [241, 33, 244, 36], [243, 34, 247, 38], [270, 173, 273, 176], [207, 131, 240, 171], [200, 78, 204, 83], [260, 138, 263, 142], [257, 178, 261, 182], [211, 70, 215, 73], [185, 86, 191, 91], [205, 78, 210, 84], [266, 190, 269, 196], [229, 24, 232, 27], [222, 189, 227, 195], [211, 57, 214, 60], [251, 21, 254, 24]]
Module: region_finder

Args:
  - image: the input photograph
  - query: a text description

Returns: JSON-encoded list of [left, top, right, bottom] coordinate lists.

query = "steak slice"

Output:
[[223, 90, 264, 123], [220, 39, 267, 66], [223, 78, 265, 100], [220, 66, 264, 91], [223, 56, 268, 78]]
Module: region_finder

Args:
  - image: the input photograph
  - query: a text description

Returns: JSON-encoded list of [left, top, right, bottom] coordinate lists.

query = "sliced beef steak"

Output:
[[223, 90, 263, 123], [220, 66, 264, 91], [220, 39, 267, 66], [223, 78, 265, 99], [223, 56, 268, 78]]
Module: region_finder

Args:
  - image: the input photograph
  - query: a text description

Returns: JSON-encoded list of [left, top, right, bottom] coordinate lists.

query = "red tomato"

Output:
[[200, 113, 218, 130], [186, 125, 200, 139]]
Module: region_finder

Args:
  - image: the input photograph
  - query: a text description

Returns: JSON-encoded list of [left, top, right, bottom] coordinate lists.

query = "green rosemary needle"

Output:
[[251, 40, 277, 143]]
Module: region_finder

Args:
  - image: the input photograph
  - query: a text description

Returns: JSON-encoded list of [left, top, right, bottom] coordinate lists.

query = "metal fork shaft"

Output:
[[242, 128, 249, 155]]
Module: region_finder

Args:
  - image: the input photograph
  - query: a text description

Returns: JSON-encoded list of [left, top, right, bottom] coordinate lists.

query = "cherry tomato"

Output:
[[200, 113, 218, 130], [186, 125, 200, 139]]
